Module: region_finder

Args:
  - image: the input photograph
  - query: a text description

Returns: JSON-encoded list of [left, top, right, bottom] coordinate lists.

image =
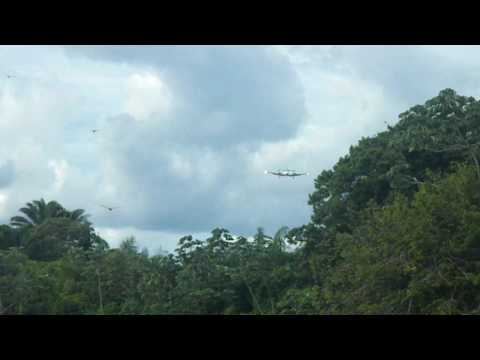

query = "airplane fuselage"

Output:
[[265, 170, 308, 178]]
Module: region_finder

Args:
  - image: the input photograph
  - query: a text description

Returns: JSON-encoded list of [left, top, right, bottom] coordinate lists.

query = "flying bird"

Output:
[[100, 205, 120, 211], [265, 169, 309, 179]]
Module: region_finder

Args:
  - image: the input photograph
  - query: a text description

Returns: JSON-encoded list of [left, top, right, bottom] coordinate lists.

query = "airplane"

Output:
[[91, 129, 100, 134], [100, 205, 120, 211], [264, 169, 309, 179], [5, 74, 14, 79]]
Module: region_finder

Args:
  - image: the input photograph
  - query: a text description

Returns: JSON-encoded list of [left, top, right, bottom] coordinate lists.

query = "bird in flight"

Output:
[[100, 205, 120, 211]]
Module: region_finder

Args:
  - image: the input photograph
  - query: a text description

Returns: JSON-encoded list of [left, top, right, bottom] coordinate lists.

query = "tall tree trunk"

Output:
[[408, 298, 413, 314], [96, 268, 104, 315], [470, 149, 480, 181], [242, 275, 263, 315]]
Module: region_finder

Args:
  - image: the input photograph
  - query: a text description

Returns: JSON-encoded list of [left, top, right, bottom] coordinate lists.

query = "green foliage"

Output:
[[308, 89, 480, 239], [10, 198, 89, 229], [276, 286, 324, 314], [2, 89, 480, 314], [24, 218, 94, 261], [0, 225, 21, 250], [322, 165, 480, 314]]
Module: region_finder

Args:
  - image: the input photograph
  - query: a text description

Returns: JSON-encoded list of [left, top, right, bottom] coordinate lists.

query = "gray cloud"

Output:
[[65, 46, 308, 235], [65, 46, 306, 146], [93, 112, 303, 233], [0, 160, 15, 188], [59, 45, 480, 239], [3, 45, 480, 252], [319, 46, 480, 108]]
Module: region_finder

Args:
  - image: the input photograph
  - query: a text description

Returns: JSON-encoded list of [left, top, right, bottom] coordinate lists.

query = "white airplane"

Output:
[[91, 129, 100, 134], [264, 169, 309, 178]]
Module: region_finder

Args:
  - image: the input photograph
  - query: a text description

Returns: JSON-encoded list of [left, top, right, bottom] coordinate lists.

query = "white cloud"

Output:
[[249, 46, 397, 186], [3, 45, 480, 245], [48, 159, 69, 192], [124, 71, 172, 121], [96, 226, 210, 253], [0, 192, 8, 219], [168, 152, 193, 179]]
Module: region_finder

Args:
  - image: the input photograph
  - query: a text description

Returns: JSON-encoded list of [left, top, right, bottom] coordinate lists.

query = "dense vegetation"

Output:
[[2, 88, 480, 314]]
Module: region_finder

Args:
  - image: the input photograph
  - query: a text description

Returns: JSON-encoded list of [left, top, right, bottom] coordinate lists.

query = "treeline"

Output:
[[0, 224, 298, 314], [2, 88, 480, 314]]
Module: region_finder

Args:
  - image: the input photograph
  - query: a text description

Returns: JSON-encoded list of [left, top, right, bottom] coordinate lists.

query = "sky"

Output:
[[1, 45, 480, 253]]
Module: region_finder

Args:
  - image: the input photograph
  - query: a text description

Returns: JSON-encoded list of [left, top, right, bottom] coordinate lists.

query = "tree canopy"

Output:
[[2, 88, 480, 314]]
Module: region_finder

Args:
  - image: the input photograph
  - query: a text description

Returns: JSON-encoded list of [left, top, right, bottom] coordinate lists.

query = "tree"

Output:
[[11, 199, 63, 228], [10, 199, 90, 229], [322, 164, 480, 314], [308, 89, 480, 239], [119, 236, 139, 253], [24, 218, 95, 261], [0, 225, 21, 250]]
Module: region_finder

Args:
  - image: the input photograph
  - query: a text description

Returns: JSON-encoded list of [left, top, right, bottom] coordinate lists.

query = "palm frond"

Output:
[[46, 201, 64, 218], [18, 207, 39, 225], [10, 216, 33, 228]]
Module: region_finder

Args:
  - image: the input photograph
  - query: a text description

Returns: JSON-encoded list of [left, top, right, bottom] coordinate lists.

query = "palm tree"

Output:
[[272, 226, 289, 251], [64, 208, 90, 223], [10, 198, 90, 228], [273, 226, 289, 241]]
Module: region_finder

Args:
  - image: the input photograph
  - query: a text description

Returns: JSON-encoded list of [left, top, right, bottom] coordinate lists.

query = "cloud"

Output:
[[64, 46, 306, 146], [0, 192, 8, 220], [294, 45, 480, 108], [48, 159, 69, 192], [63, 46, 308, 236], [96, 226, 211, 255], [0, 160, 15, 188], [123, 71, 172, 121], [3, 45, 480, 252]]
